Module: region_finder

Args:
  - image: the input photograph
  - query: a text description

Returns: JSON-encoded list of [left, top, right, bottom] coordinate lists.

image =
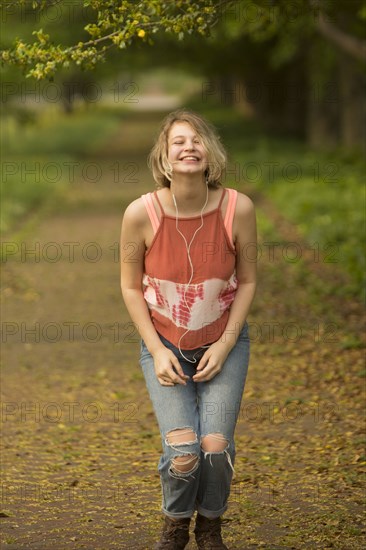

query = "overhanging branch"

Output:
[[314, 8, 366, 62]]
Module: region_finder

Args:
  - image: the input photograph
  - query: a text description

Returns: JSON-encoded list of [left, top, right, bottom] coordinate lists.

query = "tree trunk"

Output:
[[338, 53, 366, 149], [306, 42, 340, 148]]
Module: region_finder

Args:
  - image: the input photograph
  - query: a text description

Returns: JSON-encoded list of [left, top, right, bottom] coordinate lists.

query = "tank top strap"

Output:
[[141, 192, 161, 235], [153, 190, 165, 216], [218, 187, 226, 209], [223, 188, 238, 247]]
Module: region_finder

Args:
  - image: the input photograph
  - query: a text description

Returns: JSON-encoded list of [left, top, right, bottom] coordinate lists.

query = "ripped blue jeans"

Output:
[[139, 322, 250, 519]]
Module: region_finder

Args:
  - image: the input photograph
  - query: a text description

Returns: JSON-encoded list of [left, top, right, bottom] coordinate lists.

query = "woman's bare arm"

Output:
[[120, 199, 189, 385], [193, 192, 257, 381], [120, 199, 164, 354], [219, 192, 257, 346]]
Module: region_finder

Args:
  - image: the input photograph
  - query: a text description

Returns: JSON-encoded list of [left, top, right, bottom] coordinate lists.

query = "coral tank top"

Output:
[[142, 187, 238, 349]]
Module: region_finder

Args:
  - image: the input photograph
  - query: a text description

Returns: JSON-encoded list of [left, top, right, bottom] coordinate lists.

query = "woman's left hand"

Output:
[[192, 341, 232, 382]]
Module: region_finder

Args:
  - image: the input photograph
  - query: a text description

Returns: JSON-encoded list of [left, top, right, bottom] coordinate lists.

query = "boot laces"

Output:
[[197, 517, 223, 543], [160, 518, 190, 546]]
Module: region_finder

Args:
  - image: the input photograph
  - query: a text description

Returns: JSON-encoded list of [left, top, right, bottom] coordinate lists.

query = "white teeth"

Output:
[[181, 156, 199, 160]]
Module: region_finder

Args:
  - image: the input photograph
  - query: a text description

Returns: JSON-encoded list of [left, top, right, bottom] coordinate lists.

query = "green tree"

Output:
[[1, 1, 365, 80], [0, 0, 221, 79], [123, 0, 365, 148], [2, 1, 365, 147]]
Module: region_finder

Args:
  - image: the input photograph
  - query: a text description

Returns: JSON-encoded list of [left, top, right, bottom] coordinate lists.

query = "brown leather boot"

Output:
[[194, 513, 229, 549], [155, 515, 191, 549]]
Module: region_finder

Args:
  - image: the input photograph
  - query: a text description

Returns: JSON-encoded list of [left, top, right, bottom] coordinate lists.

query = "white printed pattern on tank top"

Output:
[[142, 272, 238, 331]]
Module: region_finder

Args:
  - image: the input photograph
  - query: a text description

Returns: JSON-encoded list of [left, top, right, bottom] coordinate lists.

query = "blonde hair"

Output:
[[148, 109, 227, 188]]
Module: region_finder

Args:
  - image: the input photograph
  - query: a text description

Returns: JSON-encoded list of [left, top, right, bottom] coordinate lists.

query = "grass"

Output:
[[1, 105, 124, 234]]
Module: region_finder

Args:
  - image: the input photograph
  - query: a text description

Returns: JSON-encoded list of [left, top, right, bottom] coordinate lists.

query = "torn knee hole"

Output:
[[165, 427, 197, 446], [171, 454, 199, 474], [201, 433, 229, 453]]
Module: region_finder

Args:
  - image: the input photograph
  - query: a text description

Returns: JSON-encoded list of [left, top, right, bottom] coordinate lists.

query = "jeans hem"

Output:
[[161, 506, 194, 519], [196, 503, 228, 519]]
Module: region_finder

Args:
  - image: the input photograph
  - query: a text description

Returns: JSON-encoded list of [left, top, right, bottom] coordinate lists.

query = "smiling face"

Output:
[[167, 122, 208, 177], [148, 110, 227, 188]]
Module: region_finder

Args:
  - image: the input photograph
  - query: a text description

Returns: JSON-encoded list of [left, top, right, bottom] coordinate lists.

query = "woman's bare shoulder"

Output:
[[235, 191, 255, 216], [122, 196, 149, 227]]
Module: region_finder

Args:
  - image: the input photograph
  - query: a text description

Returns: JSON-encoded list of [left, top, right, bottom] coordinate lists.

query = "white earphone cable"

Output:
[[172, 183, 210, 363]]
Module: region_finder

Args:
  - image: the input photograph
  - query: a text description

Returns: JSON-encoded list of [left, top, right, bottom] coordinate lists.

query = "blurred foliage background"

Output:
[[1, 0, 365, 298]]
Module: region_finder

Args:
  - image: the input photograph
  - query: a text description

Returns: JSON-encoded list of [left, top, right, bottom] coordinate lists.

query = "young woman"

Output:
[[120, 110, 257, 549]]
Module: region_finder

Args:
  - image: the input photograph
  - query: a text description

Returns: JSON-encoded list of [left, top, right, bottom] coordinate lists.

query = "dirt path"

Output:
[[1, 110, 365, 550]]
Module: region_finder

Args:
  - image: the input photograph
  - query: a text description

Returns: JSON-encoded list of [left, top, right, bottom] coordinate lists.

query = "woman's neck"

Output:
[[169, 175, 208, 215]]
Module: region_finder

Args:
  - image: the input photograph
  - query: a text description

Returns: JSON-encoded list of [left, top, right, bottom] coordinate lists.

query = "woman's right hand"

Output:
[[152, 347, 190, 386]]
